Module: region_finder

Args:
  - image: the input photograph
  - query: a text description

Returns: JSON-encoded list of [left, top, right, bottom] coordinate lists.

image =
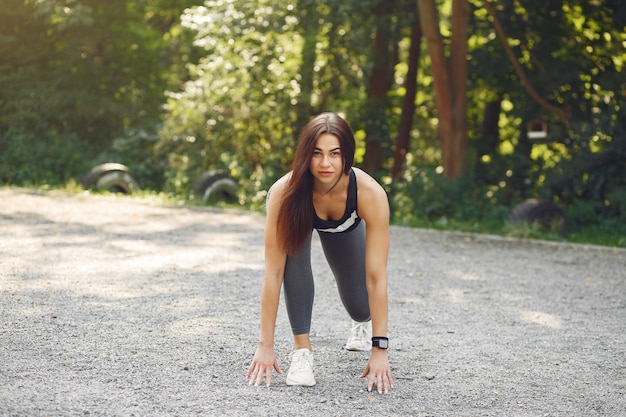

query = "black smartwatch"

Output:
[[371, 336, 389, 349]]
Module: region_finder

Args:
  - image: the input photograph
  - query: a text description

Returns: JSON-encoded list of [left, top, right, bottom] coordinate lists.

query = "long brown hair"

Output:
[[276, 112, 356, 256]]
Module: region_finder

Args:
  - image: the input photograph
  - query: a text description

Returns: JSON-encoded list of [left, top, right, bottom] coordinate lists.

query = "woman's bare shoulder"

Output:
[[353, 167, 389, 222], [353, 167, 386, 196]]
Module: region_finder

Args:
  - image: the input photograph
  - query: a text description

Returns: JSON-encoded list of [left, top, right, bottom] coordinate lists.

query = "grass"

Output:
[[15, 183, 626, 249], [390, 213, 626, 249]]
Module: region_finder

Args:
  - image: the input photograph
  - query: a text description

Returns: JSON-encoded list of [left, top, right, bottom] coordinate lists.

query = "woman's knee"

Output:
[[348, 308, 371, 322]]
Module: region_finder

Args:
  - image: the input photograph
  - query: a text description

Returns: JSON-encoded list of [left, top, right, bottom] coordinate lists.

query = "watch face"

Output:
[[373, 338, 388, 349]]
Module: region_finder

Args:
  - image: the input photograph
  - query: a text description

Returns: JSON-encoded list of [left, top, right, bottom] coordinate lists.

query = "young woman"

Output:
[[246, 112, 394, 394]]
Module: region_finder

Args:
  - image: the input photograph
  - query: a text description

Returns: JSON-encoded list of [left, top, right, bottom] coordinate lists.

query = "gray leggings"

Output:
[[283, 221, 371, 335]]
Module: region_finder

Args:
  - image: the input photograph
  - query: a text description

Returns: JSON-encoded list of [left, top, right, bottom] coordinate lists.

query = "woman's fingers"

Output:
[[247, 359, 281, 387]]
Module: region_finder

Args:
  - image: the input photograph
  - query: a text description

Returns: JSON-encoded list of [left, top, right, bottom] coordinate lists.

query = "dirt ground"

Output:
[[1, 187, 624, 417]]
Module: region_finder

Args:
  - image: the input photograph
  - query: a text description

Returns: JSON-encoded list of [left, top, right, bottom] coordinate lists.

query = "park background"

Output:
[[1, 0, 625, 247]]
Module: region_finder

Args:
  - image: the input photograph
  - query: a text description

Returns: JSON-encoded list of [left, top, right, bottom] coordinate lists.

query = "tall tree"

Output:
[[392, 19, 422, 179], [362, 0, 396, 173], [293, 0, 319, 139], [467, 0, 625, 212], [0, 0, 201, 154], [416, 0, 470, 178]]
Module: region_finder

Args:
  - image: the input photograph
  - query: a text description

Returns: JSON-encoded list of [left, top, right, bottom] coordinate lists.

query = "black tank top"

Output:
[[313, 169, 361, 233]]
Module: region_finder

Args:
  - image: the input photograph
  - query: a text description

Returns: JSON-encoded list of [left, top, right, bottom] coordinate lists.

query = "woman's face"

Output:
[[309, 133, 344, 187]]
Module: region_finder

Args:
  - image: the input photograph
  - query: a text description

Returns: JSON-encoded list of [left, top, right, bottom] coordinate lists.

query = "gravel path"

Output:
[[1, 187, 624, 417]]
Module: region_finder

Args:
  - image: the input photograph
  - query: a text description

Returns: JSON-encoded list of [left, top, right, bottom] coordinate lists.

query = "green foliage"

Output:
[[0, 0, 203, 184], [155, 0, 302, 199], [390, 165, 626, 247], [0, 130, 90, 186], [503, 221, 559, 241], [389, 164, 508, 230], [2, 0, 625, 248], [606, 187, 626, 224], [92, 129, 166, 191], [565, 199, 598, 228], [155, 0, 389, 202], [465, 0, 626, 242]]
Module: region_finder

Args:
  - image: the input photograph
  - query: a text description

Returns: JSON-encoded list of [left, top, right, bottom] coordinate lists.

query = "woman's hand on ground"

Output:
[[246, 345, 282, 387], [360, 348, 394, 394]]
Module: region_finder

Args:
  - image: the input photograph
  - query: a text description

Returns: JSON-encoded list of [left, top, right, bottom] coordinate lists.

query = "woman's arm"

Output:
[[354, 169, 394, 394], [246, 177, 288, 387]]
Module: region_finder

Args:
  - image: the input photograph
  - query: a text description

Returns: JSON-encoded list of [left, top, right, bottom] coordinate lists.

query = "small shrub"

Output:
[[565, 200, 599, 229], [0, 130, 90, 186]]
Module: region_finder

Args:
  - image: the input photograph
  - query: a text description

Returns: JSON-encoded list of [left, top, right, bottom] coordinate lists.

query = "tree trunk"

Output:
[[416, 0, 469, 179], [450, 0, 470, 176], [392, 21, 422, 180], [294, 0, 317, 141], [475, 95, 502, 182], [363, 0, 394, 174]]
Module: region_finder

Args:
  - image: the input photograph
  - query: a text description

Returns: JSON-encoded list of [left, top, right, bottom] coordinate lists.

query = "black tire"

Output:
[[82, 163, 141, 194], [191, 170, 237, 203], [508, 198, 567, 235]]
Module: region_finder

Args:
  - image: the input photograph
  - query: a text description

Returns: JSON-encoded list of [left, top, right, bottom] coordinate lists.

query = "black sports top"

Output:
[[313, 169, 362, 233]]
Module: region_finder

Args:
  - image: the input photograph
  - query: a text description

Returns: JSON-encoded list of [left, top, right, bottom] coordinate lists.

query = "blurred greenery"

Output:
[[1, 0, 625, 247]]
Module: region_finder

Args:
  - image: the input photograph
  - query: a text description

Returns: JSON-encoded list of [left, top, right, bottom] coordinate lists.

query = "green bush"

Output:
[[606, 188, 626, 224], [0, 130, 90, 187], [90, 129, 166, 192], [565, 199, 598, 229], [389, 166, 508, 231]]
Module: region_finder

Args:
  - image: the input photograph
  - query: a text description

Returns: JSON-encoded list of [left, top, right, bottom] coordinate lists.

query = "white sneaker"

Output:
[[286, 348, 316, 386], [344, 320, 372, 351]]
